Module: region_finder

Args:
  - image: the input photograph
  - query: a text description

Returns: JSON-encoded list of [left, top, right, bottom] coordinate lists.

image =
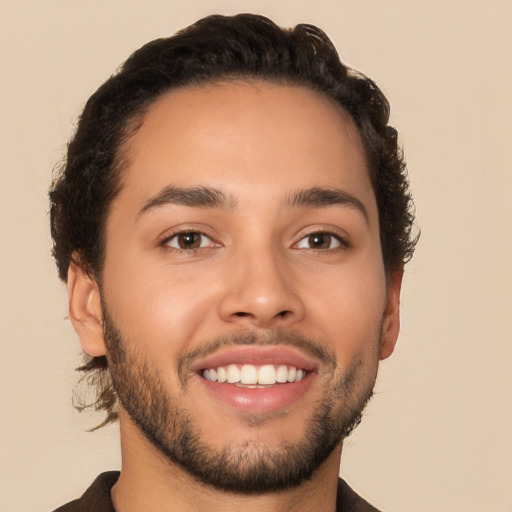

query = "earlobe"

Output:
[[379, 270, 403, 360], [68, 260, 106, 357]]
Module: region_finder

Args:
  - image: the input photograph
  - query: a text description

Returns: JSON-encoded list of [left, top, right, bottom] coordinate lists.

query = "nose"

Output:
[[218, 245, 305, 329]]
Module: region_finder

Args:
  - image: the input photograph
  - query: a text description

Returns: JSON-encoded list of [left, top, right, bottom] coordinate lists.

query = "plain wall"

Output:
[[1, 1, 511, 510]]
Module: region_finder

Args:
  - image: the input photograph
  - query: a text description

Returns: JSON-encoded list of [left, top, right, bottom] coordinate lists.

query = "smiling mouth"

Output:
[[202, 364, 308, 387]]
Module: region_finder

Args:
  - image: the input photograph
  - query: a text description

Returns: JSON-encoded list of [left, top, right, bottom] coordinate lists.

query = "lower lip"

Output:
[[198, 373, 315, 413]]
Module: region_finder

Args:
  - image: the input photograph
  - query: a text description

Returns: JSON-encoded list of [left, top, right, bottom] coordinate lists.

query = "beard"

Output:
[[102, 303, 379, 494]]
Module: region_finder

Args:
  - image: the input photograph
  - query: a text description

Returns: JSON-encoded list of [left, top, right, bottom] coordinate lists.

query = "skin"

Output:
[[68, 81, 402, 511]]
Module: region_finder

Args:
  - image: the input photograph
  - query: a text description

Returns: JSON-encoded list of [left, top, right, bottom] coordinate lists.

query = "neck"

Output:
[[112, 410, 342, 512]]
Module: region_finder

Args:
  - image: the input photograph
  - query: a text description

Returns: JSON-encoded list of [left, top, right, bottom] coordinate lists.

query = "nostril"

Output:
[[235, 310, 289, 318]]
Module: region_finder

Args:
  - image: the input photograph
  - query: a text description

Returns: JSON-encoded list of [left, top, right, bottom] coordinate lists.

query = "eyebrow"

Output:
[[138, 184, 368, 223], [138, 185, 234, 217], [288, 187, 369, 223]]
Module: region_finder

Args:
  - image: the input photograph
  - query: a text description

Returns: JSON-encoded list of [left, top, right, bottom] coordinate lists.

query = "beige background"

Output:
[[1, 1, 511, 510]]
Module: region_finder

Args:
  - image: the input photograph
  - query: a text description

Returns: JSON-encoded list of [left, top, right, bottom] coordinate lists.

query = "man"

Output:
[[50, 13, 416, 512]]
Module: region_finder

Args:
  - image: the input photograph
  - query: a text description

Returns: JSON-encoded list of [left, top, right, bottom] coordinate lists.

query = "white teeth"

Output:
[[202, 364, 307, 385], [226, 364, 241, 383], [276, 365, 288, 383], [240, 364, 258, 384], [258, 365, 277, 385], [217, 366, 227, 383]]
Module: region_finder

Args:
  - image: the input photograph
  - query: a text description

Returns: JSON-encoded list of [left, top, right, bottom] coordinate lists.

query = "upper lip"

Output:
[[190, 346, 318, 374]]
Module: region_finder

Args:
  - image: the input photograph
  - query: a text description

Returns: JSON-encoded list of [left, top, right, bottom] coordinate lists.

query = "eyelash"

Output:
[[160, 230, 218, 253], [160, 229, 349, 254], [294, 231, 349, 251]]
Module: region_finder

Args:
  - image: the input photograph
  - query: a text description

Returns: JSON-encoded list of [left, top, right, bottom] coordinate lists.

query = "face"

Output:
[[72, 81, 401, 492]]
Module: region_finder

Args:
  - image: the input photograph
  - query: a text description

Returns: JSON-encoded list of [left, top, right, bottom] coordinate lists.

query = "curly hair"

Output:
[[49, 13, 417, 427]]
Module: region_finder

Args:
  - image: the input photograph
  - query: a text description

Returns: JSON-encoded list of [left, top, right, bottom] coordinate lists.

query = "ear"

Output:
[[379, 269, 403, 360], [67, 259, 106, 357]]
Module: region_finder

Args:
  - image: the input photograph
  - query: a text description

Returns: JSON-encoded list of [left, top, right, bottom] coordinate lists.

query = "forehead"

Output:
[[115, 81, 375, 219]]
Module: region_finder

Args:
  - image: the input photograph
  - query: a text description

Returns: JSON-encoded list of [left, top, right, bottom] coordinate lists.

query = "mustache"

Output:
[[177, 329, 337, 381]]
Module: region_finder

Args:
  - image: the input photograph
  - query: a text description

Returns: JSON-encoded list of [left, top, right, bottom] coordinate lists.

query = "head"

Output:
[[50, 13, 416, 493]]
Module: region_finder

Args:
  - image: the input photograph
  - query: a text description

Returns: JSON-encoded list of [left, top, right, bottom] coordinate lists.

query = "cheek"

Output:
[[102, 255, 222, 357], [305, 262, 387, 361]]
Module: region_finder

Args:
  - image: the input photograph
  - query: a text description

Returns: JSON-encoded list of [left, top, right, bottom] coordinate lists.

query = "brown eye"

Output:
[[178, 232, 200, 249], [296, 233, 342, 250], [165, 232, 212, 250], [308, 234, 330, 249]]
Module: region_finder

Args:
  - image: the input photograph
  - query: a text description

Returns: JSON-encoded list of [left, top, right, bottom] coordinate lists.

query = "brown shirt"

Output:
[[53, 471, 382, 511]]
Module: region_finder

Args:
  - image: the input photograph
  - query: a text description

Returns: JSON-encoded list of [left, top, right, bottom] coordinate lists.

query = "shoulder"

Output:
[[53, 473, 379, 511], [52, 472, 119, 512], [336, 478, 383, 512]]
